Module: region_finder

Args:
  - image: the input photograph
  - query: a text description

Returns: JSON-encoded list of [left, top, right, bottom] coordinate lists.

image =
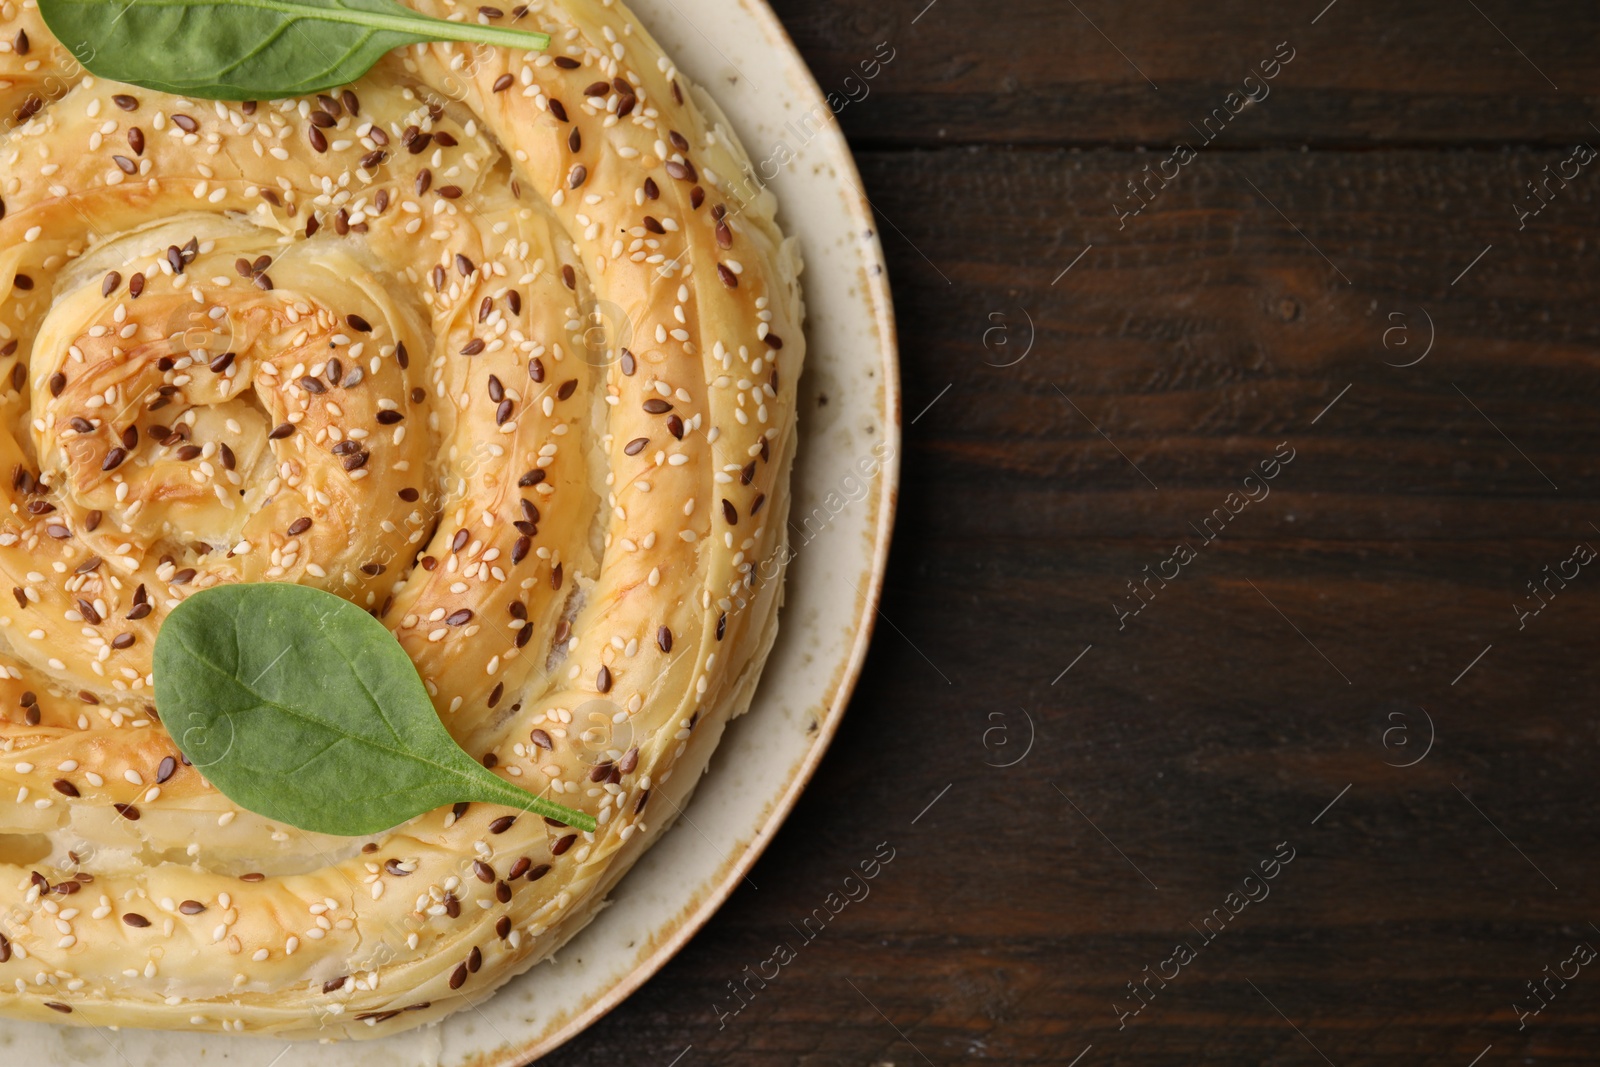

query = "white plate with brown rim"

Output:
[[0, 0, 899, 1062]]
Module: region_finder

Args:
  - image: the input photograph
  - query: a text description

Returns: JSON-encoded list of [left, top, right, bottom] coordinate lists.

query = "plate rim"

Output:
[[494, 0, 902, 1061], [0, 0, 900, 1058]]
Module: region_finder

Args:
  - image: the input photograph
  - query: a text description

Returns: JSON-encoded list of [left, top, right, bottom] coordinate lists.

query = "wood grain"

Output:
[[536, 3, 1600, 1065], [771, 0, 1598, 148]]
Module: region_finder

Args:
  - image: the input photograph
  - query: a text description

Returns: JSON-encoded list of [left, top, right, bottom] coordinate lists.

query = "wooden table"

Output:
[[541, 2, 1600, 1063]]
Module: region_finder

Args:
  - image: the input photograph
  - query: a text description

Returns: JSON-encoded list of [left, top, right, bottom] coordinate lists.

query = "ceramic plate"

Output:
[[0, 0, 899, 1062]]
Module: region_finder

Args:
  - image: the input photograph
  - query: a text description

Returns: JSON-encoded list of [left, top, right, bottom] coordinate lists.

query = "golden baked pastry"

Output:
[[0, 0, 802, 1038]]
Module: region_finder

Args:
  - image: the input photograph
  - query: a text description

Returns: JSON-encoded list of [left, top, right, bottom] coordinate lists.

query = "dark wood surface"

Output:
[[541, 3, 1600, 1064]]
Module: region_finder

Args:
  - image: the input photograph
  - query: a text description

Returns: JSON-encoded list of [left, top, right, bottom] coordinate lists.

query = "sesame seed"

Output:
[[0, 17, 796, 1018]]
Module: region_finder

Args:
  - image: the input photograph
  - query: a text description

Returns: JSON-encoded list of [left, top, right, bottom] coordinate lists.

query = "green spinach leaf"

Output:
[[153, 583, 595, 836], [39, 0, 549, 101]]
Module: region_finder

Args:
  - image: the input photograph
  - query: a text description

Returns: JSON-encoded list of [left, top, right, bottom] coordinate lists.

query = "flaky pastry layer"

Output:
[[0, 0, 802, 1039]]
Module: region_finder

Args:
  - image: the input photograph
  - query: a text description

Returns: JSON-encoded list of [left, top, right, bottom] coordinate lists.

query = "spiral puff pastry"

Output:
[[0, 0, 802, 1038]]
